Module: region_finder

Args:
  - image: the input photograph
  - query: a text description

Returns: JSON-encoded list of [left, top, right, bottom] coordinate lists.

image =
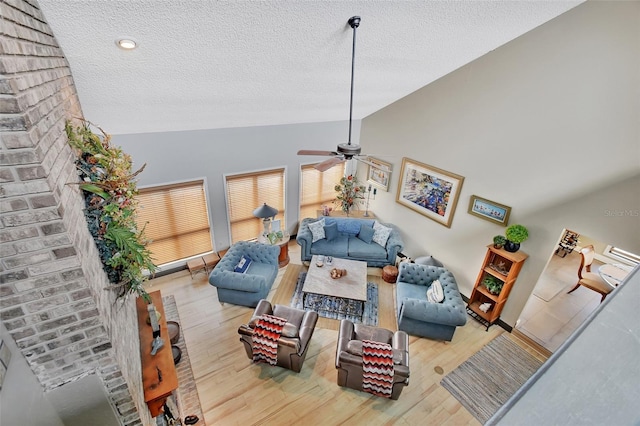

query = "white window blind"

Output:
[[135, 180, 213, 266], [299, 163, 345, 219], [225, 168, 285, 243]]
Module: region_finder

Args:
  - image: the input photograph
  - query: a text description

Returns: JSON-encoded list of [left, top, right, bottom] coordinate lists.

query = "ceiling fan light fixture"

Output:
[[116, 38, 137, 50]]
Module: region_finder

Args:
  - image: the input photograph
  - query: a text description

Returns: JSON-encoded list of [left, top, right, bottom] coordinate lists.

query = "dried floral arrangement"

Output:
[[66, 119, 156, 300]]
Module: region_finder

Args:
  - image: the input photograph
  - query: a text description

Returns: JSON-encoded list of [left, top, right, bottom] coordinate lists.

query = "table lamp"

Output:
[[253, 203, 278, 237]]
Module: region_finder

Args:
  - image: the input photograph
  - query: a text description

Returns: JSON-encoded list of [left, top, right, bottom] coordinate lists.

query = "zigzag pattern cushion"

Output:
[[252, 314, 287, 365], [362, 339, 394, 398]]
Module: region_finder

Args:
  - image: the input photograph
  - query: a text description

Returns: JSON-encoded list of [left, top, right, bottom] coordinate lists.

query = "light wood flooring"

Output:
[[145, 243, 547, 425]]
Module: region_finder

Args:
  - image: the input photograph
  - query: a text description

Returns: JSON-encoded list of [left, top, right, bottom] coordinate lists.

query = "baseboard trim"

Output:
[[510, 329, 553, 358]]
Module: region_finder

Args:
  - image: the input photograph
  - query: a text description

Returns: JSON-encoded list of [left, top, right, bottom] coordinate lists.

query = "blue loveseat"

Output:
[[396, 263, 467, 341], [296, 217, 403, 268], [208, 241, 279, 308]]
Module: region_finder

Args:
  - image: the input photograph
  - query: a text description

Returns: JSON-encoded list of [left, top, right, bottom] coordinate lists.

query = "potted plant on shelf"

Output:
[[493, 235, 506, 249], [482, 275, 503, 295], [504, 224, 529, 253]]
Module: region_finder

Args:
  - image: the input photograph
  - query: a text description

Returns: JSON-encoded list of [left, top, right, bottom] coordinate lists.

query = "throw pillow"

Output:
[[372, 221, 392, 247], [308, 218, 326, 242], [234, 255, 252, 273], [426, 279, 445, 303], [357, 224, 374, 244], [414, 255, 444, 267], [324, 222, 339, 242]]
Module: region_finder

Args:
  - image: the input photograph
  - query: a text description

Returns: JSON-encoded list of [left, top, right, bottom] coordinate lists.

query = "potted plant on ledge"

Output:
[[504, 224, 529, 253], [482, 275, 503, 295], [493, 235, 506, 249]]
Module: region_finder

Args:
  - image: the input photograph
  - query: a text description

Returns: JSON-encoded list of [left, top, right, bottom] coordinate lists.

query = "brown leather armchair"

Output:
[[238, 299, 318, 372], [335, 319, 410, 400]]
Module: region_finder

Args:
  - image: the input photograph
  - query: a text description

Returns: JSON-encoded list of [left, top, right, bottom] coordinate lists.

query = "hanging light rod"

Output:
[[347, 16, 360, 147]]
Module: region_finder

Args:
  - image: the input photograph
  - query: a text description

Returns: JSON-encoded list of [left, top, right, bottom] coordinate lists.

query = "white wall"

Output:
[[114, 120, 360, 250], [358, 0, 640, 326]]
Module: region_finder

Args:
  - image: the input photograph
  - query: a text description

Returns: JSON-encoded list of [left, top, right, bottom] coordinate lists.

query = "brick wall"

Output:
[[1, 1, 150, 424]]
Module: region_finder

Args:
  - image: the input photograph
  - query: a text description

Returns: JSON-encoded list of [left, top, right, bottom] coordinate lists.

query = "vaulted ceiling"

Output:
[[39, 0, 583, 135]]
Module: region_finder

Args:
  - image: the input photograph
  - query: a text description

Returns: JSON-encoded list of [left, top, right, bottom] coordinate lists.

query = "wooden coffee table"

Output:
[[302, 256, 368, 319]]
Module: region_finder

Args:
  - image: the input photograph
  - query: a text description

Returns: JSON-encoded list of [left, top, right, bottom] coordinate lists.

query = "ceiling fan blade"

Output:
[[297, 150, 336, 156], [315, 157, 345, 172]]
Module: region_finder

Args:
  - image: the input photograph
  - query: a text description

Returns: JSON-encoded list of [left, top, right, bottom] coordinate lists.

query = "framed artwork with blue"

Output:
[[395, 157, 464, 228], [468, 195, 511, 226]]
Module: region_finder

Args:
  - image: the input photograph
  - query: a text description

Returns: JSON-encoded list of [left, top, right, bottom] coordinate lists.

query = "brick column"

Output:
[[1, 1, 149, 425]]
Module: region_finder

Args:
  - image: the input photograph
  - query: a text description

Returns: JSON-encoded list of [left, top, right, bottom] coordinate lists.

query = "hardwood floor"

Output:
[[145, 244, 544, 425]]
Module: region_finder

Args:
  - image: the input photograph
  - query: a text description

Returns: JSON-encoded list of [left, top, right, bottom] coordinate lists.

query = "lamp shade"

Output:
[[253, 203, 278, 219]]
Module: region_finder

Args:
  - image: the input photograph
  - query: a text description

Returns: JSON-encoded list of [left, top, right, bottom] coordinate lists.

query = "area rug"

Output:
[[290, 272, 379, 326], [162, 295, 205, 425], [440, 333, 543, 424]]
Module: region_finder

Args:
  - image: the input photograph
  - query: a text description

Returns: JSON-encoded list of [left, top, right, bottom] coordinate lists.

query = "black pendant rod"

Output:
[[347, 16, 360, 146]]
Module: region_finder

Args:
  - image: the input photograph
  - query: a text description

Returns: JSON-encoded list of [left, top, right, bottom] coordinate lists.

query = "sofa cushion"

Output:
[[357, 224, 375, 244], [372, 221, 392, 247], [348, 237, 388, 259], [234, 255, 252, 273], [426, 279, 445, 303], [326, 217, 374, 235], [324, 222, 339, 242], [311, 235, 349, 258], [308, 218, 326, 242]]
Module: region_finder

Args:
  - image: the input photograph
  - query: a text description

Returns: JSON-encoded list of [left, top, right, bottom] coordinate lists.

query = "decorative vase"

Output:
[[504, 240, 520, 252]]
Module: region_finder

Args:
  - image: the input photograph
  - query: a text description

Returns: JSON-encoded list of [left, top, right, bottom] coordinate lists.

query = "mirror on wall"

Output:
[[515, 228, 637, 353]]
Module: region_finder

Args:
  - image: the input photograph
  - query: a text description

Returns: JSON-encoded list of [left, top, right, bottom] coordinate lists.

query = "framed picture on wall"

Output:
[[467, 195, 511, 226], [366, 157, 392, 191], [395, 157, 464, 228]]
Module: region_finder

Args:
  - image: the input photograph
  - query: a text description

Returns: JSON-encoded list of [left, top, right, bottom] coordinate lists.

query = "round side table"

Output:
[[382, 265, 399, 283]]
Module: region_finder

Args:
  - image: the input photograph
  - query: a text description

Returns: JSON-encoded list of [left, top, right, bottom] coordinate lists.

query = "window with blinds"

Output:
[[299, 163, 345, 219], [135, 180, 213, 266], [225, 168, 285, 243]]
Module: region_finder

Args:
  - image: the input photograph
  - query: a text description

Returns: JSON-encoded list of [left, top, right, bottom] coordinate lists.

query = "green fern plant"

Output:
[[66, 119, 156, 300]]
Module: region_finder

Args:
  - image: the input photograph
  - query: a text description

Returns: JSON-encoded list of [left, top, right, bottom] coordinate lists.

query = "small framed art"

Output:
[[366, 157, 392, 191], [467, 195, 511, 226]]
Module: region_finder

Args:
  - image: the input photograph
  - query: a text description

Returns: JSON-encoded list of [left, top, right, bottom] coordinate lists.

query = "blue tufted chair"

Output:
[[395, 263, 467, 341], [208, 241, 280, 308]]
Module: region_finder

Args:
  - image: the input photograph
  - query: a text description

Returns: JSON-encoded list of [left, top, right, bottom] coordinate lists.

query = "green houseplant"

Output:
[[504, 224, 529, 252], [493, 235, 506, 249], [334, 174, 366, 215], [66, 119, 156, 300], [482, 275, 503, 295]]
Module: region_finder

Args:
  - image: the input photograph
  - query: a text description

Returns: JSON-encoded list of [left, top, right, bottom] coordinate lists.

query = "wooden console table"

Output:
[[136, 290, 178, 417], [316, 210, 375, 219]]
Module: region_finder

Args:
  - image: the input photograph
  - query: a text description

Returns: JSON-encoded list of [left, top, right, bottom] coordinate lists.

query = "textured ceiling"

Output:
[[38, 0, 583, 135]]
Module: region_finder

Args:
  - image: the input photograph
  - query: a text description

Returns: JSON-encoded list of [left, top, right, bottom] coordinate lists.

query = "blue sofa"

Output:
[[208, 241, 279, 308], [296, 217, 403, 268], [396, 263, 467, 341]]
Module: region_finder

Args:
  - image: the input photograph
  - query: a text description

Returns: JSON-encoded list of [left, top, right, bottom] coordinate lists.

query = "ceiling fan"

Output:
[[297, 16, 378, 172]]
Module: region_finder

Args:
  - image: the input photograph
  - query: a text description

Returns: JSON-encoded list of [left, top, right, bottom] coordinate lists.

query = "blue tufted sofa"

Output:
[[396, 263, 467, 341], [208, 241, 279, 308], [296, 217, 403, 268]]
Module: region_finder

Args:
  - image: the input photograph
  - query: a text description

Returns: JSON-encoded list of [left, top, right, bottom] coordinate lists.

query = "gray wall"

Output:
[[113, 120, 360, 251], [490, 267, 640, 425], [0, 323, 64, 426], [357, 0, 640, 326]]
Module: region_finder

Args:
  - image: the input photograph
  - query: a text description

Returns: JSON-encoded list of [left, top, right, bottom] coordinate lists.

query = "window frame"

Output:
[[299, 161, 346, 220], [223, 166, 287, 244], [135, 177, 215, 272]]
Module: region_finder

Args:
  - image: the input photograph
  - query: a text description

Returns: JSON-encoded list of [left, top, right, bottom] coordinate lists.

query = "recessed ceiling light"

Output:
[[116, 38, 137, 50]]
